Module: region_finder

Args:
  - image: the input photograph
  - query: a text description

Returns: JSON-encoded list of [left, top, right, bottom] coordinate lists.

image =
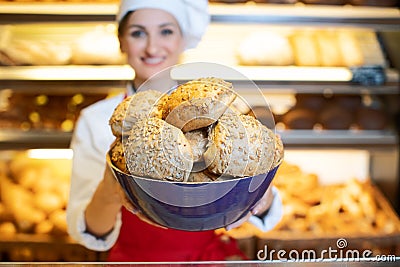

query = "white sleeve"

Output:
[[66, 109, 122, 251], [248, 186, 283, 232]]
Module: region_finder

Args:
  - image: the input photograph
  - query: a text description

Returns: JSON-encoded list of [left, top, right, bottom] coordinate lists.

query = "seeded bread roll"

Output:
[[109, 90, 163, 137], [184, 128, 208, 162], [161, 77, 237, 132], [187, 171, 214, 183], [204, 113, 276, 177], [125, 117, 193, 182], [272, 134, 284, 169], [110, 138, 128, 174]]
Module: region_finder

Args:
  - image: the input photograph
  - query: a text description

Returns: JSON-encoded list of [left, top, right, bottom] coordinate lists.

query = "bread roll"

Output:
[[110, 138, 128, 173], [125, 117, 193, 182], [337, 30, 364, 67], [236, 31, 294, 66], [204, 113, 276, 177], [319, 104, 353, 129], [161, 77, 236, 132], [315, 30, 344, 67], [290, 32, 320, 66], [49, 209, 68, 235], [0, 222, 17, 236], [184, 128, 208, 163], [1, 39, 72, 66], [187, 171, 214, 183], [356, 106, 387, 130], [272, 134, 284, 169], [34, 191, 64, 214], [109, 90, 163, 137], [282, 107, 317, 129], [34, 220, 54, 235]]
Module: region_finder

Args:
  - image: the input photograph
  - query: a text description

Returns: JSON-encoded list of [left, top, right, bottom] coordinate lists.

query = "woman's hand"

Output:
[[105, 165, 167, 229], [225, 186, 274, 231], [103, 165, 135, 212]]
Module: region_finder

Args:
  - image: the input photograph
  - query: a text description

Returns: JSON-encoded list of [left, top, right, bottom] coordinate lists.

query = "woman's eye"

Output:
[[161, 28, 174, 36], [130, 30, 146, 38]]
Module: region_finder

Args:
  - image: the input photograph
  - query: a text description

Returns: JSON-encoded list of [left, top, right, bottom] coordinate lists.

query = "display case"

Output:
[[0, 0, 399, 262]]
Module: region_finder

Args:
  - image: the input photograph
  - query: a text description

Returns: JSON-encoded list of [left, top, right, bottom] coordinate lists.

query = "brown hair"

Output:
[[118, 11, 133, 37]]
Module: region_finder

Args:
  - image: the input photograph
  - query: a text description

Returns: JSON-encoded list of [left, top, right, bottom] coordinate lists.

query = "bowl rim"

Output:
[[106, 151, 278, 185]]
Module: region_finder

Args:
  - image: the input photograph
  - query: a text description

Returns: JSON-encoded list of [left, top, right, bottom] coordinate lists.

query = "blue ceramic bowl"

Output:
[[107, 154, 279, 231]]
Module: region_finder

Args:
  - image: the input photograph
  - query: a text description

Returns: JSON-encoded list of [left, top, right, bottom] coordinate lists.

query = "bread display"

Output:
[[70, 25, 126, 65], [0, 39, 72, 66], [160, 77, 237, 132], [109, 90, 163, 137], [239, 29, 367, 67], [0, 153, 71, 236], [0, 24, 124, 66], [0, 91, 107, 132], [109, 77, 283, 182], [265, 161, 400, 235], [236, 31, 294, 66], [217, 161, 400, 257], [280, 93, 390, 131]]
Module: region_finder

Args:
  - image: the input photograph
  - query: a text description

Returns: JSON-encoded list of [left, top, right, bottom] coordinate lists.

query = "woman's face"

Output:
[[119, 9, 185, 87]]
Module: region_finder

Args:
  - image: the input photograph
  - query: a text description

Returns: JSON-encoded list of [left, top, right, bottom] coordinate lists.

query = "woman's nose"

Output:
[[145, 35, 159, 55]]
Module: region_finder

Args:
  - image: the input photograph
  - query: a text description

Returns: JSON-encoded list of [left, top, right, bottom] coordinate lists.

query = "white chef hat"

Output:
[[116, 0, 210, 50]]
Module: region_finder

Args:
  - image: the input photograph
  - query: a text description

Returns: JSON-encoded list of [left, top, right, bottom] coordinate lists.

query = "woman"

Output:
[[66, 0, 282, 262]]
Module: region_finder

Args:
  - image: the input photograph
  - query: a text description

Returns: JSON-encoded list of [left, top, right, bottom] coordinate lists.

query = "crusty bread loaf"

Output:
[[204, 113, 276, 177], [161, 77, 237, 132], [184, 128, 208, 163], [125, 117, 193, 182], [109, 90, 163, 137]]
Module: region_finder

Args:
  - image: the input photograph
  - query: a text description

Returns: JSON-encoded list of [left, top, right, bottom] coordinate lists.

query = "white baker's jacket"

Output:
[[66, 90, 283, 252]]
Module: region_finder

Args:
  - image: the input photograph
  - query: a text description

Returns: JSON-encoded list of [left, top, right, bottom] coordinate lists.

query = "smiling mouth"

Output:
[[142, 57, 165, 65]]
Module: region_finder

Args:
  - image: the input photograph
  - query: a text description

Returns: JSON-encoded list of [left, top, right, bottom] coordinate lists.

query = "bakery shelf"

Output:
[[279, 129, 399, 147], [0, 129, 397, 150], [210, 3, 400, 30], [0, 65, 134, 81], [0, 2, 399, 30], [0, 233, 107, 261], [0, 130, 71, 149], [1, 65, 397, 82], [0, 2, 117, 23]]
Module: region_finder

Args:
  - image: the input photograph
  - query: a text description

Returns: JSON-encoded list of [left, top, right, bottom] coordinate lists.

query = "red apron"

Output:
[[107, 208, 246, 262]]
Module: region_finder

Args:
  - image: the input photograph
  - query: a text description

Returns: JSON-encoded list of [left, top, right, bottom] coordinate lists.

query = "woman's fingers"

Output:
[[251, 187, 274, 216], [225, 212, 252, 231]]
